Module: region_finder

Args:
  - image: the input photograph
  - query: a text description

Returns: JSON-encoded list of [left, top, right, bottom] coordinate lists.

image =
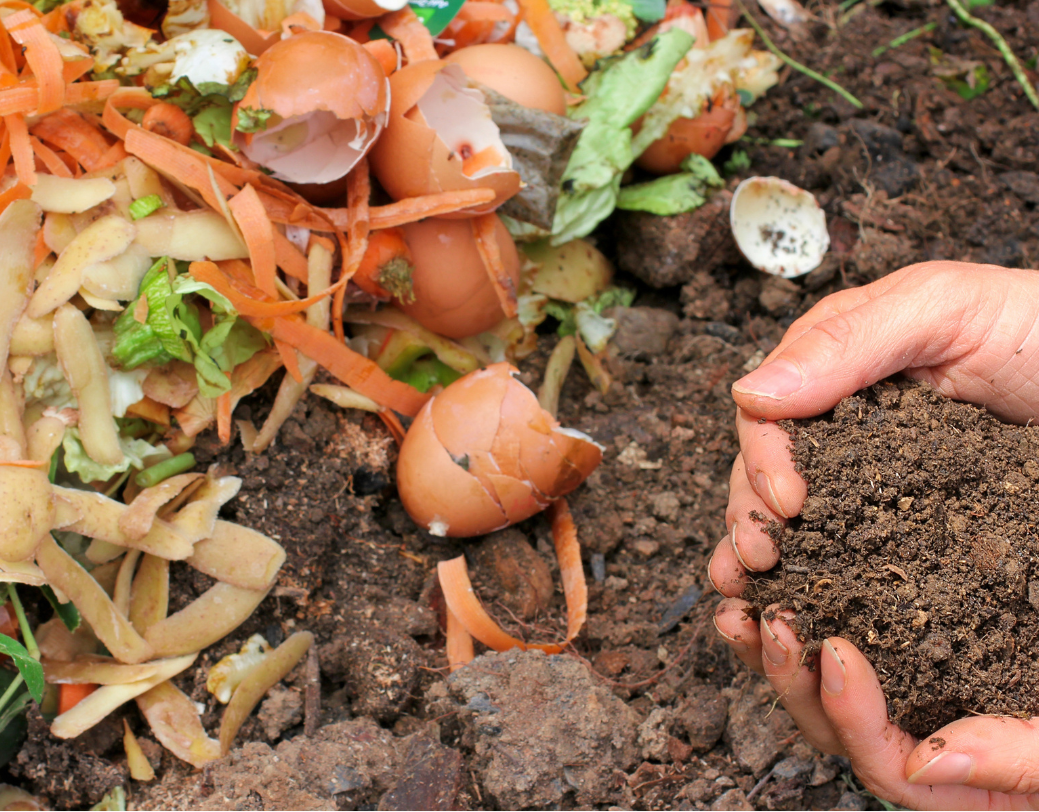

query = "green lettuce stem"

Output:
[[135, 453, 197, 488]]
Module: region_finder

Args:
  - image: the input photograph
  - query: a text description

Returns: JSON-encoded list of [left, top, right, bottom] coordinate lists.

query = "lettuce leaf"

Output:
[[616, 153, 724, 215], [551, 29, 694, 245], [113, 258, 269, 397], [62, 428, 169, 484]]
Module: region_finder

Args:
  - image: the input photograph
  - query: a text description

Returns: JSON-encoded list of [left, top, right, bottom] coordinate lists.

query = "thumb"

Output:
[[732, 290, 941, 419]]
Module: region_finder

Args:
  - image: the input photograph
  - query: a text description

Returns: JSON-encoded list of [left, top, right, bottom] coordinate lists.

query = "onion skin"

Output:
[[397, 363, 602, 538], [396, 216, 520, 339]]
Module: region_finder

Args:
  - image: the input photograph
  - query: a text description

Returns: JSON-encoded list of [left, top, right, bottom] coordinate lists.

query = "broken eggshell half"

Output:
[[369, 61, 521, 217], [730, 176, 829, 278], [323, 0, 408, 20], [233, 32, 389, 185], [396, 363, 602, 538]]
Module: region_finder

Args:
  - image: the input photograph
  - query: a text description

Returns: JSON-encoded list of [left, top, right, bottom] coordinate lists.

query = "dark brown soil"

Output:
[[14, 0, 1039, 809], [745, 378, 1039, 738]]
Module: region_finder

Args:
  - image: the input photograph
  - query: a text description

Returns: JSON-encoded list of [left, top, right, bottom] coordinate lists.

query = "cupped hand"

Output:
[[709, 261, 1039, 806]]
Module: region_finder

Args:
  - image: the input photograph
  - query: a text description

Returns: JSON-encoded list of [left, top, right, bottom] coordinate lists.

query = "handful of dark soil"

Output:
[[745, 378, 1039, 738]]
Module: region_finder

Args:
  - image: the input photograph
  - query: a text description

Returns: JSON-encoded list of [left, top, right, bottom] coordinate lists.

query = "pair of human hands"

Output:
[[711, 261, 1039, 809]]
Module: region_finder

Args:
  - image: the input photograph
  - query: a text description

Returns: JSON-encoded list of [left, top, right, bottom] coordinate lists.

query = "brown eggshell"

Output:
[[396, 363, 603, 538], [635, 105, 737, 175], [235, 32, 389, 184], [368, 60, 521, 216], [238, 32, 387, 121], [396, 404, 507, 537], [397, 216, 520, 340], [322, 0, 407, 21], [443, 44, 567, 115]]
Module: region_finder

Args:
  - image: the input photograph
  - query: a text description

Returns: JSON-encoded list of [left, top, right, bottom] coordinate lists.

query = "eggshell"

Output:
[[397, 215, 520, 339], [234, 32, 389, 184], [730, 176, 829, 277], [368, 61, 521, 216], [443, 44, 566, 115], [396, 363, 602, 538], [322, 0, 407, 20], [635, 87, 744, 175], [396, 405, 507, 537]]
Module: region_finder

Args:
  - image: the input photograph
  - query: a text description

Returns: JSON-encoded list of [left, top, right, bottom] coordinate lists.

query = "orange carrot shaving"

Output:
[[58, 682, 97, 714], [141, 102, 194, 146], [124, 127, 237, 213], [377, 408, 406, 445], [513, 0, 587, 91], [363, 39, 398, 76], [6, 9, 64, 114], [370, 189, 496, 229], [275, 339, 302, 383], [457, 2, 513, 22], [95, 140, 127, 170], [279, 10, 321, 34], [379, 7, 439, 63], [32, 224, 48, 268], [5, 113, 34, 185], [216, 391, 232, 445], [101, 87, 158, 140], [354, 227, 410, 300], [0, 182, 30, 216], [335, 159, 370, 341], [471, 213, 517, 318], [0, 459, 48, 468], [705, 0, 735, 40], [61, 56, 93, 83], [445, 604, 475, 672], [273, 231, 308, 283], [32, 108, 111, 171], [29, 134, 71, 177], [190, 260, 340, 318], [228, 185, 277, 298], [63, 79, 118, 105], [265, 315, 430, 417], [437, 497, 586, 656], [0, 18, 15, 75], [206, 0, 280, 55]]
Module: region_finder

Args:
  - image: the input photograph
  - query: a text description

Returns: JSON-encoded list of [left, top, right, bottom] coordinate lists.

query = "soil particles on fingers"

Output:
[[745, 378, 1039, 738]]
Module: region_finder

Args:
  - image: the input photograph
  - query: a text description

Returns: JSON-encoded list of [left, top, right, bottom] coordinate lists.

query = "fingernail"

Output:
[[906, 752, 974, 786], [712, 614, 749, 653], [761, 618, 788, 666], [755, 472, 789, 518], [730, 522, 751, 570], [821, 640, 846, 696], [732, 359, 804, 400]]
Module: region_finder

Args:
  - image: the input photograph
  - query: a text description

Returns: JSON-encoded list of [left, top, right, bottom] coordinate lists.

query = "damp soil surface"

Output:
[[14, 0, 1039, 810], [745, 378, 1039, 739]]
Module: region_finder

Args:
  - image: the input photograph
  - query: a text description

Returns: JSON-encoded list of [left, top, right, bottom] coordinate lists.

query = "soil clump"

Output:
[[746, 378, 1039, 738]]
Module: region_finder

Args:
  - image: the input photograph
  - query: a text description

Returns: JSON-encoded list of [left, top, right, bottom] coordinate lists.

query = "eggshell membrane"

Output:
[[443, 44, 566, 115], [397, 215, 520, 339], [397, 404, 507, 537], [397, 363, 602, 537], [322, 0, 407, 21], [368, 61, 520, 216]]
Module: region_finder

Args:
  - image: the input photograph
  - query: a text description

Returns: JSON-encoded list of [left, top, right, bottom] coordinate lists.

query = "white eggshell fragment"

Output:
[[730, 176, 829, 278]]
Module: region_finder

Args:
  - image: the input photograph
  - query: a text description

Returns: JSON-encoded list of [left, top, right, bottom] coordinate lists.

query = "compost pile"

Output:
[[746, 378, 1039, 738]]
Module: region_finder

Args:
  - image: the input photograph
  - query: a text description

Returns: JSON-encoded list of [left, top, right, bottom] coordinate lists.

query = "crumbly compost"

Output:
[[746, 378, 1039, 738]]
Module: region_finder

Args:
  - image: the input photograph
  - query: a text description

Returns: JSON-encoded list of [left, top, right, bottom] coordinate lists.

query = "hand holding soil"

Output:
[[710, 261, 1039, 808]]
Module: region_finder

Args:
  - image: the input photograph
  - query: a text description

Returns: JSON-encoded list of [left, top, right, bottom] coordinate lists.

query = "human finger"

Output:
[[714, 598, 763, 674], [735, 408, 807, 520], [724, 453, 783, 572], [905, 716, 1039, 797], [708, 528, 747, 597], [819, 638, 1000, 810], [759, 612, 845, 755]]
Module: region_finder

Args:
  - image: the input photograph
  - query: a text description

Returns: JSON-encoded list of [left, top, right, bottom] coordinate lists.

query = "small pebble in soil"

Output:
[[746, 378, 1039, 737]]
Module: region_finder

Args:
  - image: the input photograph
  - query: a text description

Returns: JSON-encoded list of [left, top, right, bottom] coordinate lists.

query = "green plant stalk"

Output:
[[872, 22, 936, 58], [736, 0, 864, 109], [0, 675, 24, 719], [6, 586, 38, 661], [945, 0, 1039, 110]]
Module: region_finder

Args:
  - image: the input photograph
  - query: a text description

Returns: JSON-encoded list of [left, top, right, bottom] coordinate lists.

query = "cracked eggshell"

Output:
[[397, 215, 520, 339], [635, 87, 745, 175], [397, 363, 602, 538], [234, 32, 389, 185], [368, 61, 521, 217], [323, 0, 408, 19], [443, 44, 566, 115], [730, 176, 829, 278]]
